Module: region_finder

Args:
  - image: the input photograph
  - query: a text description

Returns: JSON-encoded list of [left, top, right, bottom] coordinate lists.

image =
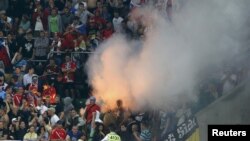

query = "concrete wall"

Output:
[[196, 78, 250, 141]]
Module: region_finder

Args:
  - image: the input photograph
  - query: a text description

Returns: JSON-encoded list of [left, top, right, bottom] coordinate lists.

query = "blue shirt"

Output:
[[67, 131, 82, 141], [0, 91, 6, 100]]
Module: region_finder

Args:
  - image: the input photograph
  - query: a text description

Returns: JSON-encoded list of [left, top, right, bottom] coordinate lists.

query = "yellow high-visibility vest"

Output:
[[107, 132, 121, 141]]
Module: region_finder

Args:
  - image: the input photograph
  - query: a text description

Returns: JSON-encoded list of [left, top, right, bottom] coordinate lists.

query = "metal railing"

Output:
[[27, 51, 95, 63]]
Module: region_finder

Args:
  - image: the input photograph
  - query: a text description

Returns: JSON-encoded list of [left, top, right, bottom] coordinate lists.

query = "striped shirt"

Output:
[[140, 129, 152, 141]]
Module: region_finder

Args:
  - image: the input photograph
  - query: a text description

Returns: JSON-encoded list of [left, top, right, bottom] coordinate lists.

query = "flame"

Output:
[[89, 40, 140, 112], [42, 84, 57, 104]]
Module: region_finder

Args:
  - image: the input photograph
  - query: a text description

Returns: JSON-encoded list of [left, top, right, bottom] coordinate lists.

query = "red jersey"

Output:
[[85, 104, 101, 123], [102, 29, 113, 40], [61, 33, 76, 50], [61, 61, 76, 83], [50, 128, 67, 140], [13, 93, 23, 106], [45, 64, 59, 74]]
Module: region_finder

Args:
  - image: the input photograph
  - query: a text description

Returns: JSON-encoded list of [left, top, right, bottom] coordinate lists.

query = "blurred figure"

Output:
[[66, 125, 83, 141], [0, 120, 8, 140], [50, 120, 67, 141], [20, 32, 34, 60], [84, 96, 101, 125], [23, 125, 38, 141], [112, 11, 123, 33], [61, 55, 76, 97], [19, 15, 31, 32], [133, 120, 152, 141], [34, 31, 50, 60], [101, 124, 121, 141], [48, 8, 63, 34]]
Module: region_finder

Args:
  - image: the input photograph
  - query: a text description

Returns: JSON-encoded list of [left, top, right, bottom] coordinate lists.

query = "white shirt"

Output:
[[50, 114, 60, 127], [23, 74, 35, 86], [35, 17, 44, 31], [76, 10, 92, 24], [113, 17, 124, 32]]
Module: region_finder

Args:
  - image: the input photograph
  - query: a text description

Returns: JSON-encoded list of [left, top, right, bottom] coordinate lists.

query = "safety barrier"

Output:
[[27, 51, 95, 63]]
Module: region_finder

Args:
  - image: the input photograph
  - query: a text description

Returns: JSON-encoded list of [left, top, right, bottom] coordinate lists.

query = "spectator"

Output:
[[34, 31, 50, 60], [0, 120, 8, 140], [19, 15, 31, 33], [61, 7, 75, 31], [54, 96, 64, 116], [101, 123, 121, 141], [50, 120, 67, 141], [5, 89, 13, 113], [113, 99, 126, 126], [67, 108, 85, 130], [0, 106, 10, 128], [0, 31, 11, 71], [20, 32, 35, 60], [66, 125, 83, 141], [62, 96, 74, 121], [101, 6, 112, 22], [37, 126, 49, 141], [117, 123, 130, 141], [84, 96, 100, 126], [48, 8, 63, 34], [0, 11, 13, 35], [47, 107, 60, 127], [92, 122, 106, 141], [23, 125, 38, 141], [0, 84, 6, 100], [8, 118, 19, 140], [102, 21, 114, 40], [112, 11, 123, 32], [6, 33, 18, 59], [11, 53, 27, 71], [23, 67, 36, 87], [61, 55, 77, 97], [15, 120, 27, 140], [13, 67, 24, 86], [8, 107, 21, 123], [47, 32, 63, 64], [71, 16, 87, 35], [133, 120, 152, 141], [13, 86, 24, 107], [61, 26, 77, 51], [32, 5, 46, 36], [75, 2, 93, 25]]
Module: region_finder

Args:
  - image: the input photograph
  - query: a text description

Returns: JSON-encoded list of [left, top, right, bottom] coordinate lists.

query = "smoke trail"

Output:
[[86, 0, 250, 111]]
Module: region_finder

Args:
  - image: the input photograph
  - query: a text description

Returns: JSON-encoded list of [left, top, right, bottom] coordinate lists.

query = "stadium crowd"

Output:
[[0, 0, 249, 141]]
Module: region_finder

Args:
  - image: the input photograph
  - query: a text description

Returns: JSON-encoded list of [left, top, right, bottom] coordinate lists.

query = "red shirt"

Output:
[[85, 104, 101, 123], [102, 29, 113, 40], [45, 64, 60, 74], [61, 61, 76, 83], [50, 128, 67, 140], [61, 33, 76, 50], [13, 93, 22, 106], [93, 16, 106, 26]]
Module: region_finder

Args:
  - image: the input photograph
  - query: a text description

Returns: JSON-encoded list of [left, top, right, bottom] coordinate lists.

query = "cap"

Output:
[[47, 107, 56, 113], [12, 118, 18, 122], [89, 96, 96, 102]]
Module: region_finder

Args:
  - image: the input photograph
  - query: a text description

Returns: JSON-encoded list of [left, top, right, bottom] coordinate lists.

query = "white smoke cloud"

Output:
[[86, 0, 250, 111]]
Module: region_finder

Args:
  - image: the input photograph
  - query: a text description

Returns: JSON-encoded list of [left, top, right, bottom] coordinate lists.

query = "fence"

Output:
[[28, 51, 95, 63]]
